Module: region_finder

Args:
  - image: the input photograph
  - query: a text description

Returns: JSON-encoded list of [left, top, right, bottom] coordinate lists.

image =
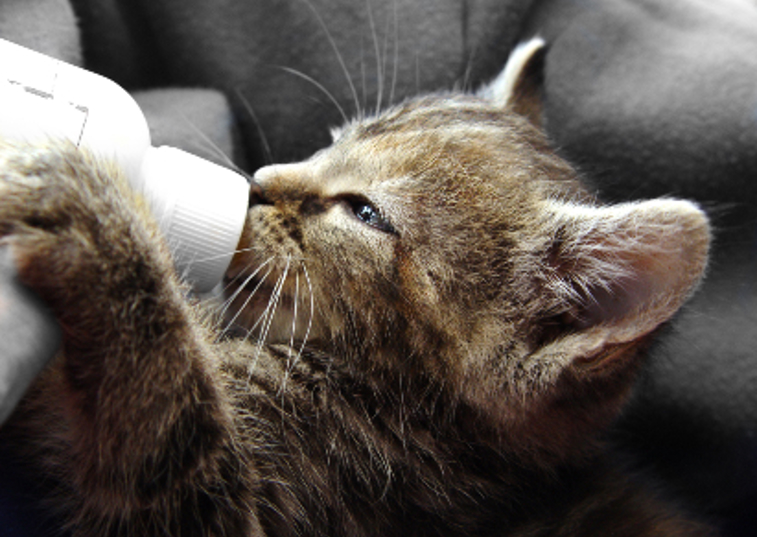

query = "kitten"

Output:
[[2, 41, 713, 536]]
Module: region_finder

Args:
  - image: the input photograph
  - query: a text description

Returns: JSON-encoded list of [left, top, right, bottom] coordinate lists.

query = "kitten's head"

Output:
[[227, 40, 709, 458]]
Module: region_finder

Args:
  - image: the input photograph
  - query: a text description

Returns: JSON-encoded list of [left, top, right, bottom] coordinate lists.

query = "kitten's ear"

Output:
[[478, 36, 547, 126], [537, 199, 710, 366]]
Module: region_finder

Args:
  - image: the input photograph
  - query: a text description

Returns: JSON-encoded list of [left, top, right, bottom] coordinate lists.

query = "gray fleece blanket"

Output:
[[0, 1, 755, 535]]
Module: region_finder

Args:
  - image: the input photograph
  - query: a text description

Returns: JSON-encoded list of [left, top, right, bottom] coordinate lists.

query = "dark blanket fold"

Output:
[[1, 1, 756, 535]]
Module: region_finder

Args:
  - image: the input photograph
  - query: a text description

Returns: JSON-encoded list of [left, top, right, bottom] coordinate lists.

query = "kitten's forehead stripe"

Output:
[[329, 96, 540, 195], [352, 95, 508, 140]]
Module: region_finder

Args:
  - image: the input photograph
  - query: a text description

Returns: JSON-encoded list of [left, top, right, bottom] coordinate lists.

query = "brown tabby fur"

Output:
[[1, 46, 713, 536]]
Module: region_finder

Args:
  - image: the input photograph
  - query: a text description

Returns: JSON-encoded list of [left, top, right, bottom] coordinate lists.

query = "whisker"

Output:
[[278, 66, 349, 125], [216, 254, 271, 313], [248, 257, 291, 381], [459, 39, 478, 93], [211, 247, 271, 312], [192, 245, 270, 268], [388, 0, 400, 106], [381, 0, 394, 104], [220, 259, 276, 337], [360, 38, 368, 116], [415, 52, 421, 95], [288, 270, 300, 362], [298, 263, 315, 361], [365, 0, 384, 115], [230, 245, 271, 257], [280, 261, 316, 396], [279, 269, 301, 393], [298, 0, 362, 118], [176, 113, 243, 174], [242, 275, 279, 340], [235, 88, 274, 165], [248, 256, 290, 346]]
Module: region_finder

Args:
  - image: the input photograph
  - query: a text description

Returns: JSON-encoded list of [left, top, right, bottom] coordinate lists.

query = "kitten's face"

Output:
[[227, 95, 578, 365], [225, 93, 708, 447]]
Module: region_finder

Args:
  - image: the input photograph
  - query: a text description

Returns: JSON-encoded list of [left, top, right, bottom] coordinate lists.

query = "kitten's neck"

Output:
[[253, 345, 634, 536], [277, 340, 603, 467]]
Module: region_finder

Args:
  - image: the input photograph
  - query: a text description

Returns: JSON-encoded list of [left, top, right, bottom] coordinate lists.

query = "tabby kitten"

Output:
[[3, 41, 712, 536]]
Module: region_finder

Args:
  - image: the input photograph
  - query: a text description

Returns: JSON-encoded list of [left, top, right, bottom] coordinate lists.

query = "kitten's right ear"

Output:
[[478, 37, 547, 127]]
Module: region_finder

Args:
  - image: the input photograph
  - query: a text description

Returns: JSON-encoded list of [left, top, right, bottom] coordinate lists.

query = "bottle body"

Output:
[[0, 37, 151, 190], [0, 37, 249, 293], [0, 37, 251, 424]]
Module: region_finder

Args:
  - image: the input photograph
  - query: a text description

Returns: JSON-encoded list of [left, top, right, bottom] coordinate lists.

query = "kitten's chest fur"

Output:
[[218, 341, 696, 537], [221, 343, 576, 536]]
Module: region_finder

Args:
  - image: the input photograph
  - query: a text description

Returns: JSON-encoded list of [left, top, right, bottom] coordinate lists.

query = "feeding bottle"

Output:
[[0, 37, 249, 294]]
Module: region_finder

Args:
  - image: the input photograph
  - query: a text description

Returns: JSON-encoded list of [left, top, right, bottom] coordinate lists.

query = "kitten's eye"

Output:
[[344, 196, 395, 234]]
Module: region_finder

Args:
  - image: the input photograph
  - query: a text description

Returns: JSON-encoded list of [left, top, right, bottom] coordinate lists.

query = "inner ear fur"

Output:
[[535, 198, 710, 367]]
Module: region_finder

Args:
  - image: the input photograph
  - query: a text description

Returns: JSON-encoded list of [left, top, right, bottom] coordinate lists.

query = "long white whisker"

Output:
[[193, 247, 262, 266], [235, 88, 274, 165], [360, 38, 368, 116], [278, 66, 349, 125], [213, 248, 269, 302], [381, 0, 394, 104], [280, 262, 316, 396], [220, 260, 276, 337], [244, 273, 281, 341], [388, 0, 400, 106], [177, 114, 243, 173], [298, 0, 361, 117], [217, 256, 274, 318], [459, 39, 478, 93], [288, 270, 300, 362], [228, 245, 269, 259], [365, 0, 384, 115], [415, 52, 421, 94], [297, 263, 315, 361], [250, 257, 291, 345], [248, 257, 291, 382], [279, 269, 301, 393]]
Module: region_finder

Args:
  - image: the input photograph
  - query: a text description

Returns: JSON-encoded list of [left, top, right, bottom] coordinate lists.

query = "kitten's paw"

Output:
[[0, 140, 174, 323]]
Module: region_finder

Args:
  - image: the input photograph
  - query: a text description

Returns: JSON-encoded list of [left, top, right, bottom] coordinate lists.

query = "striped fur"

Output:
[[4, 70, 712, 535]]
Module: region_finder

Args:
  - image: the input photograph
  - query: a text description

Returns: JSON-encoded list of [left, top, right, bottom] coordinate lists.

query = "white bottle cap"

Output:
[[140, 147, 249, 293]]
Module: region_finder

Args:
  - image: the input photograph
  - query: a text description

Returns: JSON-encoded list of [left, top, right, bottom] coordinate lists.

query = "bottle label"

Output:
[[0, 49, 89, 147]]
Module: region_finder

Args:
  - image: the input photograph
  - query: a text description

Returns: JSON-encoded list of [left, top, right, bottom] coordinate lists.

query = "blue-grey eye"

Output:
[[345, 196, 395, 234]]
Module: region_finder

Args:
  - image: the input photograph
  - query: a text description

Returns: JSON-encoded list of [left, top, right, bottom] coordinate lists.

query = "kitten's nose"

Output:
[[250, 163, 307, 206], [248, 179, 270, 207], [249, 165, 282, 206]]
